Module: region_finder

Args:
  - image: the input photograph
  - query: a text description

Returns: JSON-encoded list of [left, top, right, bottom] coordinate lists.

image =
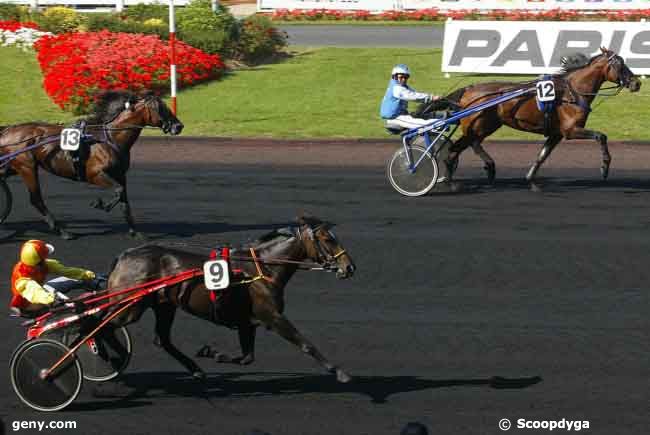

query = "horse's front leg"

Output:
[[154, 303, 206, 380], [263, 311, 351, 383], [88, 171, 142, 238], [526, 135, 562, 192], [564, 127, 610, 179], [17, 163, 74, 239]]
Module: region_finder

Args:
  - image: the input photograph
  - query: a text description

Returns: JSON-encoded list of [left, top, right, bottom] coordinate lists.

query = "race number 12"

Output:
[[536, 80, 556, 102], [203, 260, 230, 290]]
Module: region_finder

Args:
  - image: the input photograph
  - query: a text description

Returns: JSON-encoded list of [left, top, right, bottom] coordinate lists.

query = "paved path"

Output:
[[0, 141, 647, 435]]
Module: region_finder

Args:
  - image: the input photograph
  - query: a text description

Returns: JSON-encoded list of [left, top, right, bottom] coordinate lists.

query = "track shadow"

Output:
[[460, 176, 650, 194], [89, 371, 542, 408], [0, 220, 294, 241]]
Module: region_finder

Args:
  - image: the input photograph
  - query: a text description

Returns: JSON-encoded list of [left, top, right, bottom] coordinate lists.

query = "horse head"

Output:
[[135, 91, 184, 135], [598, 47, 641, 92], [296, 215, 356, 279], [89, 90, 184, 135]]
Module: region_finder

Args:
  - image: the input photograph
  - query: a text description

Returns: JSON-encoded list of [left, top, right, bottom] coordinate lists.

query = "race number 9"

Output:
[[203, 259, 230, 290], [60, 128, 81, 151], [536, 80, 556, 103]]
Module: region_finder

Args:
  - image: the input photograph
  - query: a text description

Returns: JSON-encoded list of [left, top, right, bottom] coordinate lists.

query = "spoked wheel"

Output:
[[0, 178, 12, 225], [386, 144, 439, 197], [10, 338, 82, 412], [64, 324, 132, 382]]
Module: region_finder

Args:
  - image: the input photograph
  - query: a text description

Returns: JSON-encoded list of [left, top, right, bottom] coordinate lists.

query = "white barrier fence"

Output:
[[442, 20, 650, 74], [257, 0, 650, 10], [2, 0, 189, 11]]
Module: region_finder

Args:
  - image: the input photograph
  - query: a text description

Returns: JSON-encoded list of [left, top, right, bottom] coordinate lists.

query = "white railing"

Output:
[[3, 0, 189, 12]]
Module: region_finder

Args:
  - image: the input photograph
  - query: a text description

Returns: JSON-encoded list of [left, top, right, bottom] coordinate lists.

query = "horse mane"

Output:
[[559, 52, 600, 74], [85, 90, 138, 125]]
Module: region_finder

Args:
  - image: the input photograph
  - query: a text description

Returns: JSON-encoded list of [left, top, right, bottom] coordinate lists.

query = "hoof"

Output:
[[601, 166, 609, 180], [235, 354, 255, 366], [336, 369, 352, 383], [192, 370, 206, 381], [432, 181, 463, 194], [59, 230, 76, 240], [196, 345, 213, 358], [530, 182, 543, 193], [214, 353, 233, 363], [485, 165, 496, 184], [153, 335, 162, 348], [90, 198, 107, 211], [129, 231, 147, 240]]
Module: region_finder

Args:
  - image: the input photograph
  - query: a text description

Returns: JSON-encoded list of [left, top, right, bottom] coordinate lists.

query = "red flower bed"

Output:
[[266, 8, 650, 22], [34, 30, 224, 112], [0, 20, 40, 31]]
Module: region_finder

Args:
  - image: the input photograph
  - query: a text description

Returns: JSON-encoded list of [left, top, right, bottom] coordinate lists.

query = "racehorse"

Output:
[[423, 47, 641, 190], [106, 215, 357, 383], [0, 91, 183, 238]]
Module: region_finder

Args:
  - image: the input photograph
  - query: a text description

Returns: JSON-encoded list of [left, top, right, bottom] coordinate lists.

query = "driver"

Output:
[[380, 64, 441, 130], [9, 240, 96, 317]]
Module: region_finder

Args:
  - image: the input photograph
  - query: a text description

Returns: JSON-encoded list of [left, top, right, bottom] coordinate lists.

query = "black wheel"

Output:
[[10, 338, 82, 412], [64, 324, 132, 382], [0, 178, 11, 225], [386, 144, 439, 197]]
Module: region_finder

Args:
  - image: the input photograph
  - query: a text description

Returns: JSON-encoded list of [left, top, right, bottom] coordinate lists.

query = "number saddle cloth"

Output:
[[63, 119, 99, 182], [177, 246, 250, 329]]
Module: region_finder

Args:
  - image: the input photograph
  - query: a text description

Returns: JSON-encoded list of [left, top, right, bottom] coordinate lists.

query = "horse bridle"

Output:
[[297, 224, 347, 271]]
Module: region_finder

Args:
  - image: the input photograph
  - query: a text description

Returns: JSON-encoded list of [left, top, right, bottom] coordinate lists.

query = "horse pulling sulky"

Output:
[[0, 90, 183, 238], [9, 215, 356, 412], [386, 48, 641, 196]]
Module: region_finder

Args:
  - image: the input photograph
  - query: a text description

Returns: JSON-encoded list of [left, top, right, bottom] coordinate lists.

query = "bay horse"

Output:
[[106, 215, 357, 383], [0, 90, 183, 238], [428, 47, 641, 190]]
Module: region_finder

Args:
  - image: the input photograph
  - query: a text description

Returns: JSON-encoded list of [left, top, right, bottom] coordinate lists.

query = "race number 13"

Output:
[[60, 128, 81, 151], [203, 260, 230, 290], [536, 80, 555, 102]]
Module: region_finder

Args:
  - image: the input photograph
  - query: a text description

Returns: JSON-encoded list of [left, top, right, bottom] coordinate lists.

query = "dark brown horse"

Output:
[[106, 215, 356, 383], [434, 47, 641, 190], [0, 91, 183, 238]]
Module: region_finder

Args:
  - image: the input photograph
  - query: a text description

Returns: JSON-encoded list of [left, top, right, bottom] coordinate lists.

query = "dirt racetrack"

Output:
[[0, 138, 648, 435]]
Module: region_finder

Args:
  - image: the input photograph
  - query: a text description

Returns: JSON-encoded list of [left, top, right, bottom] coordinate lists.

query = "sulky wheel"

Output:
[[0, 178, 12, 225], [10, 338, 82, 412], [64, 324, 132, 382], [386, 144, 439, 197]]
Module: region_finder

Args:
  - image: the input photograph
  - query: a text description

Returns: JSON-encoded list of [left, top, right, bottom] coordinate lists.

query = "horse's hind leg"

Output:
[[264, 312, 351, 383], [16, 164, 74, 239], [201, 322, 257, 365], [525, 135, 562, 191], [154, 303, 206, 380]]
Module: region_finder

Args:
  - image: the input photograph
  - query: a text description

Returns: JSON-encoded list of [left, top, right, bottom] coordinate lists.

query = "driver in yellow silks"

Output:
[[9, 240, 95, 316]]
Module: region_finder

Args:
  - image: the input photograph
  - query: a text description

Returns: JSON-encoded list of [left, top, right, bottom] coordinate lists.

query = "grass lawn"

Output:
[[2, 45, 649, 140]]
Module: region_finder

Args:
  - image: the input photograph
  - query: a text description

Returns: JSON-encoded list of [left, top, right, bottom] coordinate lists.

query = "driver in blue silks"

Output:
[[380, 64, 440, 130]]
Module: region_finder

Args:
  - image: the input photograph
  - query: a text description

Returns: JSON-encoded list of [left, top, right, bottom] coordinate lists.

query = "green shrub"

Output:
[[236, 14, 287, 62], [0, 3, 32, 21], [121, 2, 168, 23], [85, 13, 168, 39], [177, 0, 238, 55], [34, 6, 86, 33]]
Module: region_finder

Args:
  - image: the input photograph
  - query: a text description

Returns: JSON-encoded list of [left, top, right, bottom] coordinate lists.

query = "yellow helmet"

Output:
[[19, 240, 55, 266]]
